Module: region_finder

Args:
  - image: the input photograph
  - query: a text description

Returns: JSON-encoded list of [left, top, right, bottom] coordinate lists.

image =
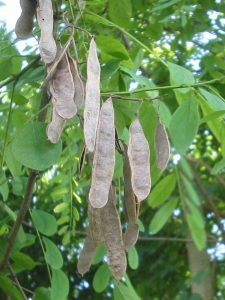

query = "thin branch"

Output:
[[110, 95, 163, 102], [138, 236, 216, 243], [7, 263, 27, 300]]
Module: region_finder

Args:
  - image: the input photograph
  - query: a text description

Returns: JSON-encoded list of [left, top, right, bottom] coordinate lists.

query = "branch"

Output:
[[7, 263, 27, 300], [138, 236, 216, 243]]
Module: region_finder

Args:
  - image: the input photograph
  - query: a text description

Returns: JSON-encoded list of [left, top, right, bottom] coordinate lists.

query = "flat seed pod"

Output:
[[77, 233, 97, 276], [84, 38, 100, 152], [37, 0, 57, 64], [89, 98, 115, 208], [101, 186, 127, 281], [128, 119, 151, 202], [155, 120, 170, 173], [15, 0, 36, 39], [49, 53, 77, 119], [124, 223, 139, 251], [67, 54, 85, 110], [46, 103, 66, 144], [88, 203, 103, 243]]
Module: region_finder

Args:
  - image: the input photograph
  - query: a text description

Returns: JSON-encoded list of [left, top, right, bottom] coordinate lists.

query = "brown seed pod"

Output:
[[84, 38, 101, 153], [89, 98, 115, 208], [46, 103, 66, 144], [67, 53, 85, 110], [100, 186, 127, 281], [15, 0, 36, 39], [49, 53, 77, 119], [37, 0, 57, 64], [123, 145, 139, 250], [88, 203, 103, 244], [128, 119, 151, 202], [155, 119, 170, 173], [77, 233, 97, 276]]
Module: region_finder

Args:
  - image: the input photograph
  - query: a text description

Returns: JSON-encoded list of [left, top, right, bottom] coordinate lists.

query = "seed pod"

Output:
[[128, 119, 151, 202], [77, 233, 97, 276], [84, 38, 100, 153], [37, 0, 57, 64], [15, 0, 36, 39], [49, 53, 77, 119], [67, 53, 85, 110], [123, 145, 139, 250], [88, 203, 103, 244], [46, 103, 66, 144], [89, 98, 115, 208], [155, 119, 170, 173], [101, 186, 127, 281]]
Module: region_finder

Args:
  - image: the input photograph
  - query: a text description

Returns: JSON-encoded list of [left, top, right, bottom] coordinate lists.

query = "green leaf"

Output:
[[92, 244, 106, 265], [96, 35, 130, 61], [4, 143, 22, 177], [51, 269, 69, 300], [181, 175, 201, 206], [114, 280, 140, 300], [11, 251, 39, 272], [11, 121, 62, 171], [149, 198, 178, 234], [169, 98, 200, 154], [200, 110, 225, 124], [0, 276, 23, 300], [32, 209, 57, 237], [168, 62, 195, 94], [108, 0, 132, 27], [43, 237, 63, 269], [211, 157, 225, 174], [128, 247, 139, 270], [93, 264, 111, 293], [199, 88, 225, 111], [14, 94, 29, 106], [34, 287, 51, 300], [148, 173, 177, 207]]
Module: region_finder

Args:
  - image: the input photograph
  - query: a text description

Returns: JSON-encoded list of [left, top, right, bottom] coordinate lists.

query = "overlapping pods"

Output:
[[89, 98, 115, 208], [37, 0, 57, 64], [15, 0, 36, 38], [84, 38, 101, 153], [155, 119, 170, 173], [128, 119, 151, 202]]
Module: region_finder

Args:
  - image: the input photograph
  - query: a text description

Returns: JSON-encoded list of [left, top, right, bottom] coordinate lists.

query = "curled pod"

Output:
[[128, 119, 151, 202], [84, 38, 100, 153], [15, 0, 36, 39], [67, 53, 85, 111], [37, 0, 57, 64], [89, 98, 115, 208], [46, 102, 66, 144], [101, 186, 127, 281], [155, 119, 170, 173], [77, 233, 97, 276], [49, 53, 77, 119]]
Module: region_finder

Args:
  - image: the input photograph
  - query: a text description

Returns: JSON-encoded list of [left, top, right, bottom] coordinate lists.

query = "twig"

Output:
[[7, 263, 27, 300], [110, 95, 163, 102], [138, 236, 216, 243]]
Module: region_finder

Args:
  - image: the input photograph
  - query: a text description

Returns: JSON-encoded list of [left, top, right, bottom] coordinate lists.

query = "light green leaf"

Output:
[[148, 173, 176, 207], [32, 209, 57, 237], [11, 121, 62, 171], [51, 269, 69, 300], [0, 276, 23, 300], [186, 209, 206, 250], [128, 247, 139, 270], [4, 143, 22, 177], [92, 244, 106, 265], [181, 175, 201, 206], [149, 198, 178, 234], [211, 157, 225, 174], [108, 0, 132, 27], [93, 264, 111, 293], [199, 88, 225, 111], [43, 237, 63, 269], [169, 98, 200, 154], [34, 287, 51, 300]]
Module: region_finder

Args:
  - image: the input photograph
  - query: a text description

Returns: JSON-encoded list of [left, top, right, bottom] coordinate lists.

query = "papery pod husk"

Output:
[[15, 0, 36, 39], [89, 98, 115, 208], [88, 202, 103, 244], [128, 118, 151, 202], [46, 102, 66, 144], [84, 38, 101, 153], [67, 53, 85, 111], [77, 232, 97, 276], [37, 0, 57, 64], [155, 119, 170, 173], [49, 52, 77, 119], [124, 223, 139, 251]]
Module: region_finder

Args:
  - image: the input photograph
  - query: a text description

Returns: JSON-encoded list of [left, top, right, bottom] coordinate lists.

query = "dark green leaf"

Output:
[[32, 209, 57, 237]]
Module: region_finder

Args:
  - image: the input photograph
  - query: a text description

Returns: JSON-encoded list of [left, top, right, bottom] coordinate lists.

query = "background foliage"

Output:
[[0, 0, 225, 299]]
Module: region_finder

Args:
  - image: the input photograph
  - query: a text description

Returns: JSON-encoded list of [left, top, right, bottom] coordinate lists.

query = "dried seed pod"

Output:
[[77, 233, 97, 276], [128, 119, 151, 202], [101, 186, 127, 281], [155, 119, 170, 173], [67, 54, 85, 110], [84, 38, 100, 152], [37, 0, 57, 64], [46, 103, 66, 144], [88, 203, 103, 244], [123, 145, 139, 250], [15, 0, 36, 39], [49, 53, 77, 119], [89, 98, 115, 208]]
